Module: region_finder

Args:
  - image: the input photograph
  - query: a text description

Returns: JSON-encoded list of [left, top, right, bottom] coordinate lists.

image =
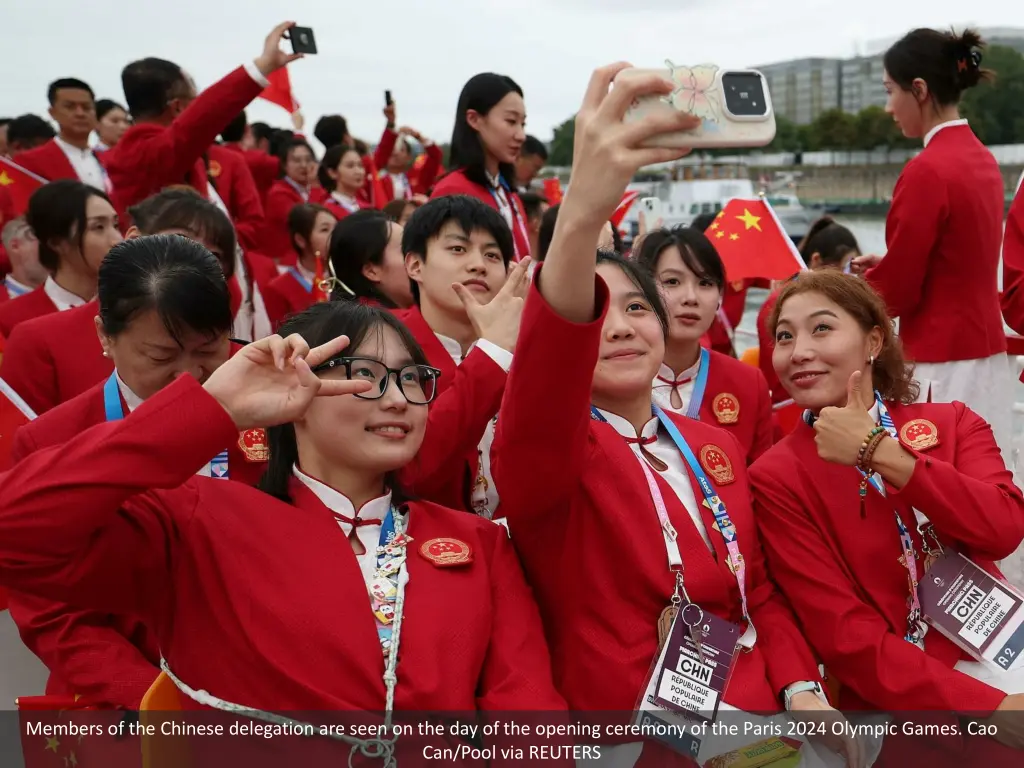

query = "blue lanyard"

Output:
[[104, 372, 229, 479], [4, 277, 30, 298], [685, 347, 710, 420], [287, 267, 313, 293], [372, 506, 399, 649], [488, 174, 529, 260], [856, 391, 896, 495]]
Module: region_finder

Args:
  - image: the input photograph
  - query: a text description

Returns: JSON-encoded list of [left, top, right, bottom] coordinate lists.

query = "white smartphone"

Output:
[[639, 197, 664, 223], [619, 62, 776, 149]]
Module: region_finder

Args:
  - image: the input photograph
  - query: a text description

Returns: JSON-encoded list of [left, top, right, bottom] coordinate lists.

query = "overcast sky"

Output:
[[1, 1, 1018, 150]]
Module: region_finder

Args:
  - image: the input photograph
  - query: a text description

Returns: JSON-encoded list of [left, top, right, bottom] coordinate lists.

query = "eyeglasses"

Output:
[[312, 356, 441, 404]]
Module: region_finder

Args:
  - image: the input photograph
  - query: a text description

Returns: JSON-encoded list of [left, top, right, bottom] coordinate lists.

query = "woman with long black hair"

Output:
[[430, 73, 531, 260], [325, 209, 412, 310]]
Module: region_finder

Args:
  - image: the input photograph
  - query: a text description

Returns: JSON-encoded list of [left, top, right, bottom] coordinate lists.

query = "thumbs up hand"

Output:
[[813, 371, 878, 465]]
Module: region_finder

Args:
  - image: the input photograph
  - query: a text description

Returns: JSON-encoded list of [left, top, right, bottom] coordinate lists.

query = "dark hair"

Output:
[[95, 99, 126, 121], [250, 122, 273, 147], [769, 270, 919, 405], [328, 210, 399, 307], [635, 226, 726, 290], [317, 144, 359, 192], [121, 57, 186, 119], [596, 250, 669, 335], [289, 203, 334, 257], [449, 73, 523, 188], [47, 78, 95, 106], [519, 192, 548, 222], [521, 135, 548, 160], [314, 114, 349, 150], [382, 198, 412, 223], [401, 195, 514, 303], [280, 137, 315, 173], [128, 190, 237, 277], [0, 118, 10, 127], [7, 114, 55, 147], [98, 234, 231, 346], [690, 212, 717, 232], [537, 203, 559, 261], [221, 111, 247, 143], [798, 216, 860, 268], [258, 301, 427, 503], [269, 129, 296, 160], [883, 28, 993, 107], [26, 180, 112, 272]]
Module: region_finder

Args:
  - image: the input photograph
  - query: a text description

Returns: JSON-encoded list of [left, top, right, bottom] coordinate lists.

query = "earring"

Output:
[[102, 351, 110, 358], [868, 355, 875, 365]]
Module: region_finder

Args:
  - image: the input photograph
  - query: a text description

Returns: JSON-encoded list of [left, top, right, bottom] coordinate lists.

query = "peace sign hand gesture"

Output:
[[203, 334, 373, 430], [452, 257, 532, 353], [813, 371, 877, 465]]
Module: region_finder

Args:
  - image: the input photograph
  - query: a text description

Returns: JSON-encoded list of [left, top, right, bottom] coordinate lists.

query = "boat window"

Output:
[[701, 203, 712, 214], [690, 203, 699, 214]]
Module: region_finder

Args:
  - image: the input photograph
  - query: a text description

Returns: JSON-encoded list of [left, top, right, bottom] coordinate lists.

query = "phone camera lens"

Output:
[[722, 72, 768, 117]]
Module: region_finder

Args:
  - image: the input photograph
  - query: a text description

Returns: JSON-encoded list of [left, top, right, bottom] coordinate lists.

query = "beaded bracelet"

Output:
[[857, 426, 888, 516], [857, 426, 886, 469]]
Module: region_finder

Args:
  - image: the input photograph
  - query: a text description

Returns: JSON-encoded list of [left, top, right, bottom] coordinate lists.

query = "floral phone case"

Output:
[[620, 61, 776, 149]]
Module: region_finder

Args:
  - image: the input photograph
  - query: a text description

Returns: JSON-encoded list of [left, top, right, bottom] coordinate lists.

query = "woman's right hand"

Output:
[[203, 334, 372, 429], [849, 254, 883, 274], [985, 693, 1024, 750]]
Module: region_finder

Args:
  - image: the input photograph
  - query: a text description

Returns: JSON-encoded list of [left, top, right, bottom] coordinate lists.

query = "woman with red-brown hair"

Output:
[[752, 269, 1024, 761]]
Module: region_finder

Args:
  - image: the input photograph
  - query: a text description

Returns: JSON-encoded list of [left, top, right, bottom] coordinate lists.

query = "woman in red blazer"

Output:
[[6, 233, 260, 712], [636, 226, 773, 465], [260, 136, 316, 264], [751, 269, 1024, 760], [430, 73, 531, 261], [316, 143, 371, 220], [0, 301, 568, 765], [325, 209, 412, 310], [851, 28, 1013, 465], [264, 203, 336, 328], [493, 64, 857, 767]]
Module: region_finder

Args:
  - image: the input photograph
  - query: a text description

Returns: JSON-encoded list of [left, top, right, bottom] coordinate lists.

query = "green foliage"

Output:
[[961, 45, 1024, 145], [548, 116, 576, 167]]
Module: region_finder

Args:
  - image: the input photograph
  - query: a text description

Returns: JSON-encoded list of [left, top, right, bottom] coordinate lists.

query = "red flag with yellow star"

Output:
[[541, 177, 563, 204], [0, 156, 48, 215], [704, 198, 805, 281]]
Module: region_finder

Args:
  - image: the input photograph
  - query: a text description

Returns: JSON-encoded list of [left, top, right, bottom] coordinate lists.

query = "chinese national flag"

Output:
[[541, 178, 563, 204], [610, 190, 641, 228], [258, 68, 299, 114], [705, 198, 806, 282], [0, 157, 48, 215]]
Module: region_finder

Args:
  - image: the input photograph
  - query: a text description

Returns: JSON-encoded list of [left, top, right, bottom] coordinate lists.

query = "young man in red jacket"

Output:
[[104, 21, 303, 220]]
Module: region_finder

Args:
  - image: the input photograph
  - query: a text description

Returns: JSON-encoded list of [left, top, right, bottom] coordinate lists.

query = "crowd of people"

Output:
[[0, 18, 1024, 768]]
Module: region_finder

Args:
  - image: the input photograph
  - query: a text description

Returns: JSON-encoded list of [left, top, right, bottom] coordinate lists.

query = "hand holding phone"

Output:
[[254, 22, 305, 76], [287, 26, 318, 55]]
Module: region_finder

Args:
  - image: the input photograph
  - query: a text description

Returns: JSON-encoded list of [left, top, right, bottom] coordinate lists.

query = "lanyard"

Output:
[[284, 176, 310, 201], [331, 192, 361, 213], [104, 373, 229, 480], [5, 277, 31, 298], [590, 405, 750, 629], [367, 505, 411, 722], [287, 266, 313, 294], [686, 347, 710, 420], [488, 176, 531, 261]]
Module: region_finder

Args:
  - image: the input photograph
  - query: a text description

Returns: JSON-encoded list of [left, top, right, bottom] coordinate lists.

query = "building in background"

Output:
[[755, 26, 1024, 125]]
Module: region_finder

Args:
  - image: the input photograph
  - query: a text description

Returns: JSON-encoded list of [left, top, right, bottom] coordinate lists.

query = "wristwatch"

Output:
[[784, 681, 827, 710]]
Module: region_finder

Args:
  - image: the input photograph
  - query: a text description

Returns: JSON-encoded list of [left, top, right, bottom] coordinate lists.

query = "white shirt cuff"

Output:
[[244, 60, 271, 89], [476, 339, 513, 373]]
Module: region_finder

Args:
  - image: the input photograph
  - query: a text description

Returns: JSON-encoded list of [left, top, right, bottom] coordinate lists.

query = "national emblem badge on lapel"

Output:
[[699, 444, 735, 485], [208, 160, 222, 178], [899, 419, 940, 451], [420, 538, 473, 568], [238, 428, 270, 462], [712, 393, 740, 424]]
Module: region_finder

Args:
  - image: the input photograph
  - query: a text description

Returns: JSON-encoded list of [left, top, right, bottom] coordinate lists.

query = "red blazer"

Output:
[[430, 169, 530, 261], [493, 275, 820, 724], [756, 289, 787, 403], [866, 125, 1006, 363], [1000, 181, 1024, 338], [706, 280, 749, 356], [105, 66, 265, 215], [658, 349, 774, 466], [750, 400, 1024, 714], [264, 268, 316, 329], [208, 144, 264, 252], [377, 132, 444, 202], [14, 139, 102, 185], [5, 374, 266, 708], [319, 193, 371, 221], [0, 187, 15, 275], [0, 302, 110, 418], [261, 179, 306, 264], [228, 250, 280, 336], [220, 142, 279, 203], [0, 285, 57, 339], [399, 306, 507, 512], [0, 376, 567, 761]]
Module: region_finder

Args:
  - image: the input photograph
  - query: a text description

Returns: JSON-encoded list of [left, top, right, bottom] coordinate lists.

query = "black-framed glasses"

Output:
[[313, 356, 441, 404]]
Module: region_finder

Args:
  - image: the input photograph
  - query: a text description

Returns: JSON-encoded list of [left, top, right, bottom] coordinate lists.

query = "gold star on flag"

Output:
[[729, 233, 739, 241], [45, 737, 60, 753], [69, 750, 78, 767], [715, 230, 725, 239], [709, 221, 719, 230], [736, 208, 762, 231], [0, 171, 13, 187]]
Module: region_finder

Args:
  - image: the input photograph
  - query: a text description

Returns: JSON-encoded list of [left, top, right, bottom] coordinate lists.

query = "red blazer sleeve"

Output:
[[0, 377, 237, 616], [1001, 185, 1024, 334], [261, 184, 299, 261], [749, 368, 775, 463], [756, 292, 784, 401], [751, 465, 1006, 713], [0, 323, 57, 417], [373, 128, 398, 173], [261, 280, 291, 331], [412, 144, 444, 195], [890, 403, 1024, 561], [400, 348, 506, 502], [108, 67, 265, 198], [866, 161, 945, 319], [6, 592, 158, 709], [215, 149, 265, 252], [492, 273, 608, 530]]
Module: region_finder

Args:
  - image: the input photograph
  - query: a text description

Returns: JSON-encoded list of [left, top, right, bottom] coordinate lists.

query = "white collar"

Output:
[[54, 135, 93, 159], [5, 275, 33, 296], [485, 171, 502, 190], [43, 276, 89, 311], [594, 407, 659, 441], [434, 331, 473, 365], [295, 261, 315, 282], [331, 191, 360, 211], [114, 370, 145, 413], [923, 118, 968, 148], [656, 357, 700, 385], [94, 141, 110, 153], [292, 465, 391, 521]]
